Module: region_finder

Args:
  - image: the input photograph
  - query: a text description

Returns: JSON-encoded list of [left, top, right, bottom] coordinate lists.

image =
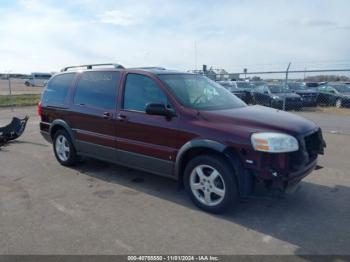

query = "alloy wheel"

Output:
[[190, 164, 226, 206], [55, 135, 70, 162]]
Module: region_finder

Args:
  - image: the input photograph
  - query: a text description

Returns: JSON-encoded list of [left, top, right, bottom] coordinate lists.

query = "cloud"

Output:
[[96, 10, 136, 26], [0, 0, 349, 75], [300, 18, 337, 27]]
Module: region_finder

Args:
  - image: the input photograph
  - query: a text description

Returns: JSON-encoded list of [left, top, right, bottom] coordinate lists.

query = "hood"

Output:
[[198, 105, 317, 136], [340, 92, 350, 97], [231, 88, 246, 93], [272, 93, 301, 99]]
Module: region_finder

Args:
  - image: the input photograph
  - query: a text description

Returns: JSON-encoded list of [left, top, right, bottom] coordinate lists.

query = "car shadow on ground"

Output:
[[69, 157, 350, 255]]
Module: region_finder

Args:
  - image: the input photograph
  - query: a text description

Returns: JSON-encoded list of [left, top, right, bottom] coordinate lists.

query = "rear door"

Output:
[[254, 86, 266, 105], [262, 86, 271, 106], [66, 71, 120, 162], [115, 73, 178, 177], [318, 86, 332, 105]]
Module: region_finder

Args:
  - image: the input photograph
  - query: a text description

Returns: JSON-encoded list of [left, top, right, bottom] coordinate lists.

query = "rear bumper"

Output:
[[40, 130, 52, 143]]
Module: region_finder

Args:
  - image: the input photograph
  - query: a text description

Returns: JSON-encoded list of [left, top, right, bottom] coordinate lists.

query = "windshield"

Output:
[[159, 74, 246, 110], [218, 82, 235, 92], [332, 85, 350, 93], [251, 81, 266, 87], [269, 85, 291, 93], [236, 82, 251, 89]]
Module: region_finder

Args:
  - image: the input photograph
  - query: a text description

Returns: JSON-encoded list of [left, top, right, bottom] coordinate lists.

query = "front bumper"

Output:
[[301, 98, 318, 106], [240, 128, 325, 196], [271, 99, 303, 110]]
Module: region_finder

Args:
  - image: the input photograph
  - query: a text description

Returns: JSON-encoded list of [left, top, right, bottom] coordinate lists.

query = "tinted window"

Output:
[[74, 71, 119, 109], [269, 85, 290, 93], [236, 82, 251, 89], [42, 73, 75, 104], [332, 85, 350, 93], [124, 74, 168, 112]]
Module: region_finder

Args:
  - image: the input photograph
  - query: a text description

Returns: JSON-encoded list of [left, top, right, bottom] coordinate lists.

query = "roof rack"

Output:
[[61, 63, 125, 72], [128, 67, 166, 70]]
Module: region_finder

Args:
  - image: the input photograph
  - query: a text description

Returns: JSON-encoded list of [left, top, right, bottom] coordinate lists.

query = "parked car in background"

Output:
[[218, 81, 253, 104], [317, 83, 350, 108], [286, 82, 318, 107], [251, 84, 303, 110], [25, 72, 52, 87], [218, 81, 246, 101], [304, 82, 327, 88], [250, 81, 267, 87], [38, 63, 325, 213]]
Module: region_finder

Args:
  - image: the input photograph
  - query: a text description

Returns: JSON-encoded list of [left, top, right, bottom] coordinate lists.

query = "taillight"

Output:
[[37, 101, 42, 117]]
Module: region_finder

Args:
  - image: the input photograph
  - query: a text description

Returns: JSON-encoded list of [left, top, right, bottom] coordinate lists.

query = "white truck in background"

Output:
[[25, 72, 52, 87]]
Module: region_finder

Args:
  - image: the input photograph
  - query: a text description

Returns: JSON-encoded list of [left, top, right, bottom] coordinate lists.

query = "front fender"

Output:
[[174, 139, 226, 179]]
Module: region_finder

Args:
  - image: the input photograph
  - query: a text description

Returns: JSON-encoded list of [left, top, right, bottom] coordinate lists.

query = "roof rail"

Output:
[[61, 63, 125, 72], [128, 67, 166, 70]]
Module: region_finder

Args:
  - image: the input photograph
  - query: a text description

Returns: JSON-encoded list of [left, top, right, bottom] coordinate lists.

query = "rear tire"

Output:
[[53, 130, 78, 166], [184, 154, 239, 214]]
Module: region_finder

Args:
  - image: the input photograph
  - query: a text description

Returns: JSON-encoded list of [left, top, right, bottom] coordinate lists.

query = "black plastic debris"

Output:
[[0, 116, 29, 148]]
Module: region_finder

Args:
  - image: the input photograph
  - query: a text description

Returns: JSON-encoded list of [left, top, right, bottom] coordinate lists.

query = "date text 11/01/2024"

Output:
[[127, 255, 219, 261]]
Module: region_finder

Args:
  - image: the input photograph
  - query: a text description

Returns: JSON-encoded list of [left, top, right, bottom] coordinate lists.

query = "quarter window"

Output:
[[74, 71, 119, 109], [123, 74, 168, 112], [42, 73, 75, 104]]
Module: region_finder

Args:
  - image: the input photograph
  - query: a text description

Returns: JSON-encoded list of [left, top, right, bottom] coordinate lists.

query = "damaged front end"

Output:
[[243, 128, 326, 198]]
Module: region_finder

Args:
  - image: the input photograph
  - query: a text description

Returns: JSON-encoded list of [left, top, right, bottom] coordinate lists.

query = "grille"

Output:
[[286, 97, 301, 102], [289, 129, 325, 171]]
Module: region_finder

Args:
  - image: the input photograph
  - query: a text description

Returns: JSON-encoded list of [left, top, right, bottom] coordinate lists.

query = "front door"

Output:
[[116, 73, 178, 177], [67, 71, 120, 162]]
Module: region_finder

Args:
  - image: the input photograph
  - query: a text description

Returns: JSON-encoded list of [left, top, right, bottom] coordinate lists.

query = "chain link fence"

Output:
[[0, 68, 350, 136], [0, 74, 44, 108], [217, 79, 350, 111], [192, 67, 350, 135]]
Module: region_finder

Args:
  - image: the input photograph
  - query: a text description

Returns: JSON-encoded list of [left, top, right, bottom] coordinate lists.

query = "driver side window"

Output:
[[123, 74, 170, 112]]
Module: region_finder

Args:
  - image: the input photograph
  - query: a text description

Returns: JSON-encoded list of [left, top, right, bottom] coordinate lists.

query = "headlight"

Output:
[[251, 132, 299, 153], [272, 96, 280, 100]]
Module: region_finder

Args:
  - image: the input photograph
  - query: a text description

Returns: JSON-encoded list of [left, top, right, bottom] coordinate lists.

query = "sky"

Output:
[[0, 0, 350, 75]]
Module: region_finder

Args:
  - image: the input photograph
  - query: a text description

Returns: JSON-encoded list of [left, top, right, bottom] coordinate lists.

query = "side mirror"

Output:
[[145, 103, 175, 118]]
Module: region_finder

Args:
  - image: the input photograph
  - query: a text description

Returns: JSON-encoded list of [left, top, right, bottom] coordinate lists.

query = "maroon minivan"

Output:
[[39, 64, 325, 213]]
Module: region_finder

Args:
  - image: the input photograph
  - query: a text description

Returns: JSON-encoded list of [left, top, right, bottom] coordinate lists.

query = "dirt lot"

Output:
[[0, 79, 43, 95], [0, 106, 349, 255]]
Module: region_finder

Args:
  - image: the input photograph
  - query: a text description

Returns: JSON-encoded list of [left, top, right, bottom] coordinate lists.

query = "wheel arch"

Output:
[[49, 120, 76, 148], [175, 139, 245, 195]]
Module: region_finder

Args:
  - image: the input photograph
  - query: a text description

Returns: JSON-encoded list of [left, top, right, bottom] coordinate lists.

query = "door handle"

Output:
[[116, 114, 127, 121], [103, 112, 112, 119]]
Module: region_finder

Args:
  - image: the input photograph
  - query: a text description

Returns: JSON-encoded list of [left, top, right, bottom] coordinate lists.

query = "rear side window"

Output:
[[42, 73, 75, 104], [74, 71, 120, 109]]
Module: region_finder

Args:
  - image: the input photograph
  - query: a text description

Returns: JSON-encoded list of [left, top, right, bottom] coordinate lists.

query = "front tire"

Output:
[[184, 154, 239, 214], [53, 130, 78, 166], [335, 99, 342, 108]]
